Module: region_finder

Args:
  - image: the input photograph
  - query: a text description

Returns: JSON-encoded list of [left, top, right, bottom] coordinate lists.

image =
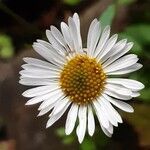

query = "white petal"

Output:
[[34, 42, 66, 64], [101, 94, 123, 123], [106, 123, 114, 134], [37, 39, 66, 57], [73, 13, 80, 31], [46, 30, 67, 54], [50, 97, 71, 116], [88, 105, 95, 136], [33, 43, 64, 67], [50, 26, 67, 47], [22, 84, 59, 98], [37, 103, 56, 116], [104, 88, 132, 100], [87, 19, 98, 54], [32, 43, 52, 63], [131, 92, 140, 97], [32, 45, 62, 68], [65, 103, 78, 135], [97, 34, 118, 62], [104, 54, 138, 73], [76, 106, 87, 143], [19, 69, 59, 79], [93, 101, 109, 129], [108, 39, 127, 57], [94, 26, 110, 57], [21, 64, 60, 73], [87, 20, 101, 56], [105, 84, 132, 96], [61, 22, 74, 50], [103, 42, 133, 68], [101, 125, 112, 137], [101, 39, 127, 63], [25, 88, 61, 105], [25, 97, 44, 105], [73, 13, 82, 50], [106, 78, 144, 91], [105, 95, 134, 113], [46, 101, 70, 128], [107, 63, 142, 75], [23, 57, 59, 69], [38, 89, 64, 110], [19, 78, 57, 86], [99, 98, 118, 126], [68, 17, 82, 53]]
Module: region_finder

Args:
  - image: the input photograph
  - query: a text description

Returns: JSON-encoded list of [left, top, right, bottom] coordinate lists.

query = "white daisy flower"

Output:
[[19, 13, 144, 143]]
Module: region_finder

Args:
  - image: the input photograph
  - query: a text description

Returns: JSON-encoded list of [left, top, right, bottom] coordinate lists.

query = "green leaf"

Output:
[[0, 34, 14, 58], [63, 0, 81, 6], [99, 4, 115, 28]]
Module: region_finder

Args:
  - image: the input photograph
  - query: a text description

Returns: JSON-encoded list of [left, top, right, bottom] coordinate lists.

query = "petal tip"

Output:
[[46, 123, 50, 128], [25, 101, 30, 105], [65, 130, 71, 136], [89, 132, 94, 137]]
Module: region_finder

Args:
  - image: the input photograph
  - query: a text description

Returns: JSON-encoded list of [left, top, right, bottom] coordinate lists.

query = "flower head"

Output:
[[19, 13, 144, 143]]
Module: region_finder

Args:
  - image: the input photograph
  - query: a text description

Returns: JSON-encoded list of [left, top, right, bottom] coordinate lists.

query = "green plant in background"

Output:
[[0, 34, 14, 59]]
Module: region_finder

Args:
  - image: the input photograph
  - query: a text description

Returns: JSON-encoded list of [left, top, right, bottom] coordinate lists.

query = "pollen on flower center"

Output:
[[59, 55, 106, 105]]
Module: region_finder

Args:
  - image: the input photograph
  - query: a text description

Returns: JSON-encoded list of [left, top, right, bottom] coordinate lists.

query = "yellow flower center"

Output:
[[59, 55, 106, 105]]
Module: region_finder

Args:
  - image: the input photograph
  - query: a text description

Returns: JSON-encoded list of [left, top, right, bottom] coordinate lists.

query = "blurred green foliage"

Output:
[[117, 0, 135, 5], [56, 127, 109, 149], [63, 0, 81, 6], [124, 24, 150, 45], [0, 34, 14, 59], [80, 137, 96, 150], [55, 127, 75, 145], [140, 88, 150, 103]]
